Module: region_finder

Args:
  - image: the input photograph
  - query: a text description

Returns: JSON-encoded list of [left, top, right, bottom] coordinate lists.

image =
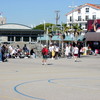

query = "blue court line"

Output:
[[14, 78, 80, 100], [14, 77, 100, 100], [48, 77, 100, 84], [14, 80, 46, 100], [48, 77, 80, 84]]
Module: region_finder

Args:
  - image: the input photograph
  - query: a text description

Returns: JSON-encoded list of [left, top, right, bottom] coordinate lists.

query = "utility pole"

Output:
[[55, 10, 60, 25]]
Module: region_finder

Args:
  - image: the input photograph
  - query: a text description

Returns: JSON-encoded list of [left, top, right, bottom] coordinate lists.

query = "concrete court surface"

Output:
[[0, 55, 100, 100]]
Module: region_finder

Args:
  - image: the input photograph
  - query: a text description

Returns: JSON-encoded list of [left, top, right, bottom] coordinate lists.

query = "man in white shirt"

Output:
[[54, 45, 59, 59], [49, 44, 54, 58]]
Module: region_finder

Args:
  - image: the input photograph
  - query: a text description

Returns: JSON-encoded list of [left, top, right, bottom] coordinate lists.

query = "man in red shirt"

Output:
[[42, 45, 48, 65]]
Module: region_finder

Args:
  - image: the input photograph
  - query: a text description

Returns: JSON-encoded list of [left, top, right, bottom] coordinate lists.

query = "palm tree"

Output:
[[73, 24, 82, 35], [72, 23, 83, 42]]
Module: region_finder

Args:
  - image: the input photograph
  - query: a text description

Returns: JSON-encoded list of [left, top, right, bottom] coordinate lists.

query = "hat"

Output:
[[44, 45, 46, 47]]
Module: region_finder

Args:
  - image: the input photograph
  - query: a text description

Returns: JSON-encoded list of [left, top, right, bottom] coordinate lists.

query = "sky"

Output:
[[0, 0, 100, 27]]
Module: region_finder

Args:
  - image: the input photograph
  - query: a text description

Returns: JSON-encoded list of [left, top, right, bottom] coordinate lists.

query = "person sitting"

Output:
[[30, 48, 36, 58]]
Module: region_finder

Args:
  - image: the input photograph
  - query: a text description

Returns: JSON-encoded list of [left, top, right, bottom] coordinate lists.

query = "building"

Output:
[[0, 14, 44, 43], [66, 3, 100, 32], [0, 23, 44, 43]]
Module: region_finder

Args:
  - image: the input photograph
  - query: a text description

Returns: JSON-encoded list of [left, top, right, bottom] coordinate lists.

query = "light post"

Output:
[[46, 27, 49, 47], [43, 20, 46, 34]]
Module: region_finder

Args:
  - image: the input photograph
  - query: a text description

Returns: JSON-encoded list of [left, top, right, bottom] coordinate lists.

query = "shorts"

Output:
[[43, 55, 48, 59], [74, 54, 78, 56]]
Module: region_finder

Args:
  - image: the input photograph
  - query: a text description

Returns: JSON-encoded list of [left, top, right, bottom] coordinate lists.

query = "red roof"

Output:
[[66, 3, 100, 16]]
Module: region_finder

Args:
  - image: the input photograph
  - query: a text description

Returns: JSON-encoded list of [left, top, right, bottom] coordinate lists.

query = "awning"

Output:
[[52, 35, 61, 41], [85, 32, 100, 41], [37, 35, 50, 40]]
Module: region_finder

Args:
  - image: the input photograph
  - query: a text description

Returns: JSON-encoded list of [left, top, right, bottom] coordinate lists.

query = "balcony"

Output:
[[67, 19, 87, 24]]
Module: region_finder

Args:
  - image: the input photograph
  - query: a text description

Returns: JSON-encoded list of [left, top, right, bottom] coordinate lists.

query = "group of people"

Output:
[[65, 42, 82, 58], [0, 44, 36, 62], [42, 44, 61, 65], [41, 43, 83, 65], [0, 42, 83, 64], [49, 44, 60, 59]]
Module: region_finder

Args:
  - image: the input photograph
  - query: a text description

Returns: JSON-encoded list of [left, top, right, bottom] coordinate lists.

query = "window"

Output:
[[15, 37, 21, 41], [86, 8, 89, 13], [70, 16, 72, 21], [78, 16, 81, 21], [78, 9, 81, 13], [85, 23, 87, 29], [23, 37, 29, 42], [85, 15, 89, 21], [92, 15, 96, 20], [8, 36, 14, 41], [79, 24, 82, 27]]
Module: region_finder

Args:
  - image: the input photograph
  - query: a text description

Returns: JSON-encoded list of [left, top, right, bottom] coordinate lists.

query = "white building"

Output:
[[66, 3, 100, 32]]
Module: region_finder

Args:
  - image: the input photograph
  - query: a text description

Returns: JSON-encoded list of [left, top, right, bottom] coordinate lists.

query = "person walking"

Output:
[[73, 45, 79, 62], [42, 45, 49, 65]]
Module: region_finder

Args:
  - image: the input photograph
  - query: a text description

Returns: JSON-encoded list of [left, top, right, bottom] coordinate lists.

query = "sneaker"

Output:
[[75, 60, 77, 62], [44, 63, 47, 65]]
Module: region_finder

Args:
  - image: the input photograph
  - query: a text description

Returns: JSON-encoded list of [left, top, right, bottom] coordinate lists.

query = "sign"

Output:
[[87, 19, 100, 32]]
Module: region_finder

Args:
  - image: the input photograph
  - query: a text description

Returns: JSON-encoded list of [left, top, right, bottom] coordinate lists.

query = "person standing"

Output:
[[54, 45, 59, 59], [77, 42, 82, 58], [1, 45, 7, 62], [0, 44, 2, 62], [73, 45, 79, 62], [49, 44, 53, 58], [65, 44, 71, 58], [42, 45, 49, 65]]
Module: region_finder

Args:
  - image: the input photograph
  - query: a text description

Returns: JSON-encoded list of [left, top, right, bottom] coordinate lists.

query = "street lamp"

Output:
[[46, 27, 49, 47], [43, 20, 46, 32]]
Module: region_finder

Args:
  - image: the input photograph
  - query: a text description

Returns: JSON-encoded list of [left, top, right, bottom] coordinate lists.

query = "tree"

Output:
[[33, 23, 54, 31], [33, 24, 44, 30], [72, 23, 82, 36]]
